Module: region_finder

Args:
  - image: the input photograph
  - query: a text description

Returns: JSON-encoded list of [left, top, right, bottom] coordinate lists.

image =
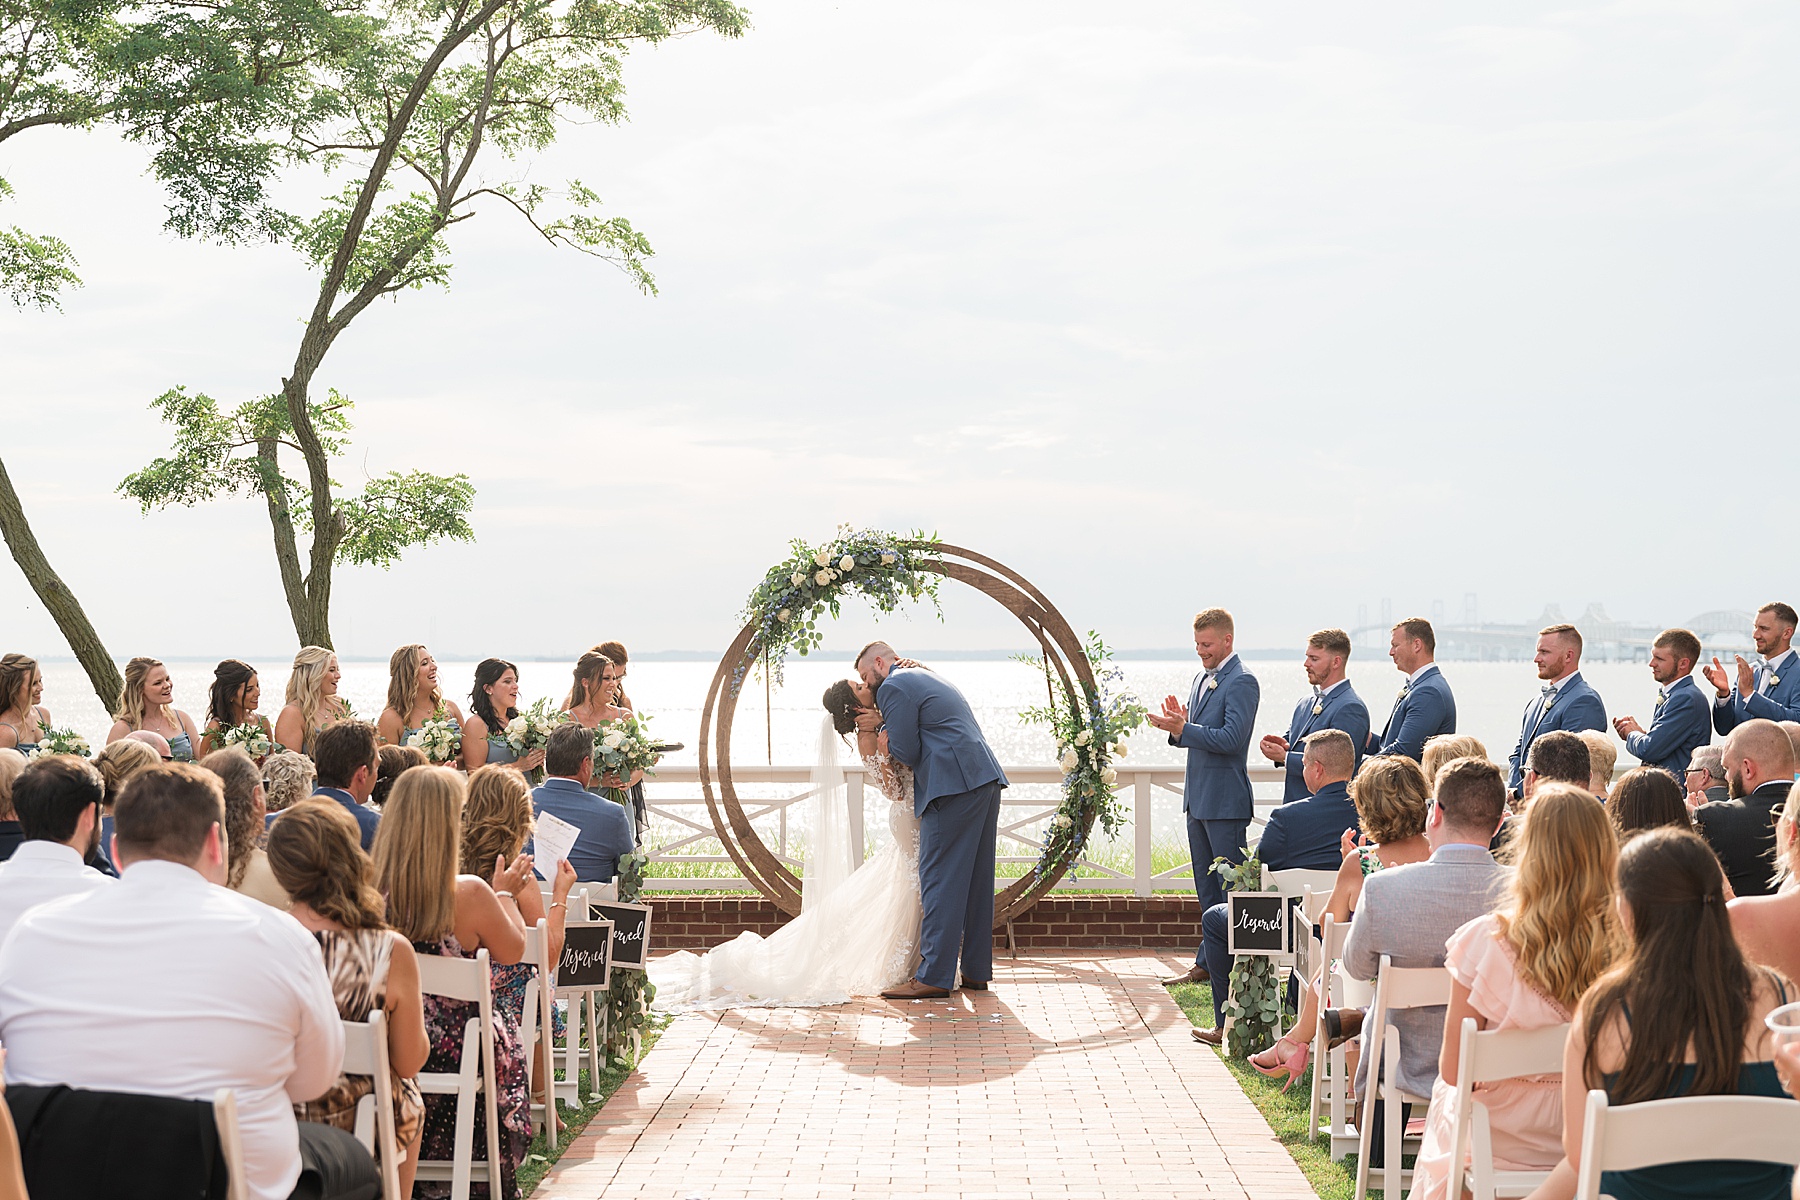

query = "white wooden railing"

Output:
[[638, 764, 1294, 898]]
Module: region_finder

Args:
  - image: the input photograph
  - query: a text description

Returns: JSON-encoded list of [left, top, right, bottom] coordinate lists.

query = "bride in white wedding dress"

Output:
[[649, 679, 923, 1010]]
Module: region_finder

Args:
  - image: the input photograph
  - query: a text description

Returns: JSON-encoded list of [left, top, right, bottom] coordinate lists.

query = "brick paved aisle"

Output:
[[535, 951, 1317, 1200]]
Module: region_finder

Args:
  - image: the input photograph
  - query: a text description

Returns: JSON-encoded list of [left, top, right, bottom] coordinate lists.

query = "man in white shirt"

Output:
[[0, 756, 113, 943], [0, 764, 376, 1200]]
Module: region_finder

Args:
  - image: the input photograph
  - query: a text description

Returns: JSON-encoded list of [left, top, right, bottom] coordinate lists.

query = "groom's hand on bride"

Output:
[[853, 708, 882, 733]]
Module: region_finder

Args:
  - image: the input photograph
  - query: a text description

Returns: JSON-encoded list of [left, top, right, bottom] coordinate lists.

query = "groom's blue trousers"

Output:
[[915, 780, 1005, 990]]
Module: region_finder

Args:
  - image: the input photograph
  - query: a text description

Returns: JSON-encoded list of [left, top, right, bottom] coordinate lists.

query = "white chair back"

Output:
[[413, 948, 503, 1200], [1308, 912, 1356, 1153], [341, 1009, 404, 1200], [1442, 1017, 1569, 1200], [212, 1088, 249, 1200], [1573, 1089, 1800, 1199], [1353, 954, 1453, 1200], [518, 918, 562, 1143]]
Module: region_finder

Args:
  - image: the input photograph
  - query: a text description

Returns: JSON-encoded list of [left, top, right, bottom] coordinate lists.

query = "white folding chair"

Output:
[[1354, 954, 1453, 1200], [341, 1009, 404, 1200], [1573, 1088, 1800, 1199], [413, 948, 503, 1200], [547, 889, 601, 1106], [213, 1088, 250, 1200], [1438, 1018, 1569, 1200], [1309, 913, 1360, 1158], [518, 918, 562, 1144]]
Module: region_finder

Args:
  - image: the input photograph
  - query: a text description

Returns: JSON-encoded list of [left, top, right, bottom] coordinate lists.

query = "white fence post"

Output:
[[1134, 770, 1154, 898]]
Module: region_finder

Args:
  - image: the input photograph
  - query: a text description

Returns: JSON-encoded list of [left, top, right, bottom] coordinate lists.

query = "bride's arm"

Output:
[[858, 737, 909, 804]]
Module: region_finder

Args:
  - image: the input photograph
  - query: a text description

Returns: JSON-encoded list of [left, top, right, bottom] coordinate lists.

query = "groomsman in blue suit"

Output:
[[1148, 607, 1260, 987], [1259, 628, 1370, 802], [1506, 623, 1608, 799], [1613, 628, 1711, 777], [1369, 618, 1456, 763], [1705, 602, 1800, 734]]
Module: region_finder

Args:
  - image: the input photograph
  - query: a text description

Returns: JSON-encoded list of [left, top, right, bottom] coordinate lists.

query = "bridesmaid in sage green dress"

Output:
[[461, 659, 546, 776]]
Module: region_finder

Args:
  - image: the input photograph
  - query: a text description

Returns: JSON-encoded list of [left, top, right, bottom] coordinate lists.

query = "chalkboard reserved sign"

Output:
[[1226, 892, 1289, 956], [558, 919, 615, 989], [589, 901, 652, 972]]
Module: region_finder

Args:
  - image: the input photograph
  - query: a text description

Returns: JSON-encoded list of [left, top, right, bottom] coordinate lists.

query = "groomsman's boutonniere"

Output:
[[1770, 672, 1782, 688], [1312, 700, 1324, 716], [1396, 685, 1410, 703], [1205, 676, 1218, 691], [1544, 695, 1555, 710]]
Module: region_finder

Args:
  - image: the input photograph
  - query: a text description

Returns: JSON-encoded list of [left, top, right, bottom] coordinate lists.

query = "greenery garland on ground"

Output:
[[1216, 853, 1281, 1059], [600, 831, 655, 1066]]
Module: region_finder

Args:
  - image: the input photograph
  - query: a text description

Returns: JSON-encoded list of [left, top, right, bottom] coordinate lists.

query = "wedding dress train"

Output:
[[649, 727, 922, 1011]]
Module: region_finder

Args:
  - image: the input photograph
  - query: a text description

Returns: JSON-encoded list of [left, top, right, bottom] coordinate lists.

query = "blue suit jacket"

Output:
[[1170, 657, 1260, 822], [529, 777, 636, 883], [1278, 684, 1370, 802], [1256, 780, 1360, 872], [1712, 653, 1800, 735], [314, 786, 379, 851], [1370, 665, 1456, 764], [1506, 672, 1608, 794], [876, 668, 1007, 817], [1625, 675, 1711, 777]]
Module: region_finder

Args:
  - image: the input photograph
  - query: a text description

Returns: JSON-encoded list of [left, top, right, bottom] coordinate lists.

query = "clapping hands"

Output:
[[1147, 695, 1187, 736]]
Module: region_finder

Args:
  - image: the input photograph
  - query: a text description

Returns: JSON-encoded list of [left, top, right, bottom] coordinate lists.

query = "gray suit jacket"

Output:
[[1342, 843, 1510, 1098]]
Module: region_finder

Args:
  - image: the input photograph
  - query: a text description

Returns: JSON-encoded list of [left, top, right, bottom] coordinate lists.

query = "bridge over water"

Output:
[[1350, 604, 1756, 662]]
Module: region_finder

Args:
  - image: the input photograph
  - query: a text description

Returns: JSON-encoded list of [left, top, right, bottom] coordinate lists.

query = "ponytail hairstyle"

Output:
[[284, 647, 337, 754], [595, 641, 632, 712], [267, 798, 389, 931], [207, 659, 259, 728], [563, 648, 615, 712], [821, 679, 860, 738], [114, 656, 170, 730], [91, 738, 160, 809], [385, 644, 440, 722], [469, 658, 520, 733]]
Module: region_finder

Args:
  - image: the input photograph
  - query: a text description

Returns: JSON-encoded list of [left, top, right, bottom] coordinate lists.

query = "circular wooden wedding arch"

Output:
[[698, 540, 1098, 925]]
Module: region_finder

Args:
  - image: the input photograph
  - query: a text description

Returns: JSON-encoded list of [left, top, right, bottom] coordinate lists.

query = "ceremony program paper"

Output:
[[534, 810, 580, 871]]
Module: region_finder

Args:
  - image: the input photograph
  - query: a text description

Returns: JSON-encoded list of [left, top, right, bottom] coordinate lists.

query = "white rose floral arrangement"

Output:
[[503, 697, 568, 782], [590, 712, 658, 789], [24, 727, 92, 759], [406, 705, 463, 765], [218, 721, 273, 759]]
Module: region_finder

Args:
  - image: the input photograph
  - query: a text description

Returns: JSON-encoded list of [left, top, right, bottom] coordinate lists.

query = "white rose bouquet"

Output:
[[503, 697, 567, 782], [591, 712, 658, 788], [25, 727, 92, 759], [406, 707, 463, 765], [219, 721, 273, 759]]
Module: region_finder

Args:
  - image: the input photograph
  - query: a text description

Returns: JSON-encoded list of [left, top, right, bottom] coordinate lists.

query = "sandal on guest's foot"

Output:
[[1249, 1036, 1302, 1073]]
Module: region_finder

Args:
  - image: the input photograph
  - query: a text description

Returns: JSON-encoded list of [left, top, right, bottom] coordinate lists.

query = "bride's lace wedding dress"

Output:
[[649, 743, 922, 1011]]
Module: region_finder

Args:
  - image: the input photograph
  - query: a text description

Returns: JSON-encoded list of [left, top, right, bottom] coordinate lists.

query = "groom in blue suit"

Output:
[[1258, 628, 1369, 802], [1705, 602, 1800, 734], [1505, 623, 1608, 798], [857, 643, 1008, 1000], [1369, 618, 1456, 764], [1613, 628, 1712, 778], [1148, 608, 1260, 987]]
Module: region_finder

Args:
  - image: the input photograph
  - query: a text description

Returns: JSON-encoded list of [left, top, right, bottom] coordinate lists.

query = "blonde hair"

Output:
[[1498, 783, 1621, 1012], [0, 654, 38, 718], [92, 739, 160, 808], [114, 656, 171, 729], [1422, 734, 1488, 785], [385, 644, 440, 724], [1192, 608, 1234, 636], [262, 749, 317, 812], [284, 646, 336, 754], [0, 748, 25, 821], [1349, 755, 1431, 845], [459, 765, 533, 877], [371, 765, 464, 942], [1776, 781, 1800, 887], [1578, 729, 1618, 791]]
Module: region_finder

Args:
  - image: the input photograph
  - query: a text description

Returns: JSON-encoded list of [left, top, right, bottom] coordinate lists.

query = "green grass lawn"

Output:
[[518, 1016, 671, 1196], [1166, 980, 1366, 1200]]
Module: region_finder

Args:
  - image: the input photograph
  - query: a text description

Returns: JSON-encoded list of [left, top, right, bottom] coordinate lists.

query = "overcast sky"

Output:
[[2, 0, 1796, 661]]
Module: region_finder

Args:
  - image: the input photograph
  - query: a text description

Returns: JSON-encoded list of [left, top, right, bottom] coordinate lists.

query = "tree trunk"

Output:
[[0, 454, 122, 710], [257, 435, 332, 649]]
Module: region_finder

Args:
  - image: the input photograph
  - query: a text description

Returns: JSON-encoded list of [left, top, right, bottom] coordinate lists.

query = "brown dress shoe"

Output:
[[1162, 964, 1210, 986], [882, 979, 952, 1000], [959, 978, 990, 991], [1191, 1027, 1224, 1046]]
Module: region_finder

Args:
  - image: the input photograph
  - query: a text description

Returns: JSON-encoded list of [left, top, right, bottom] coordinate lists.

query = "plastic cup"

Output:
[[1763, 1000, 1800, 1046]]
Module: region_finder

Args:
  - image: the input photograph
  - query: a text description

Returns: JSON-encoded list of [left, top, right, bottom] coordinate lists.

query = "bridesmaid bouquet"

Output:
[[503, 697, 567, 757], [591, 713, 658, 784], [407, 707, 462, 764], [219, 721, 273, 758], [24, 727, 92, 759]]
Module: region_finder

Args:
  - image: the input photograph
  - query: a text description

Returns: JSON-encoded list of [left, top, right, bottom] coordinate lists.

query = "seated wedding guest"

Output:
[[1369, 618, 1456, 762], [1612, 629, 1711, 778], [1578, 729, 1617, 798], [312, 720, 381, 851], [1705, 602, 1800, 734], [0, 653, 49, 753], [273, 646, 349, 758], [1696, 718, 1795, 897], [263, 749, 317, 814], [0, 756, 113, 943], [1506, 624, 1608, 800], [125, 728, 173, 759], [269, 800, 429, 1198], [1685, 744, 1730, 808], [1519, 731, 1591, 804], [105, 656, 202, 761], [372, 766, 531, 1199], [1193, 730, 1363, 1045], [200, 747, 289, 910], [372, 744, 426, 809], [1341, 757, 1510, 1146], [1527, 828, 1794, 1200], [0, 1089, 23, 1200], [530, 723, 635, 883], [199, 658, 273, 759], [1411, 786, 1620, 1199], [462, 659, 545, 775], [1249, 752, 1433, 1083], [0, 749, 25, 862], [377, 644, 463, 750], [0, 764, 374, 1200], [1608, 766, 1692, 838], [89, 737, 159, 874], [1421, 734, 1488, 791], [1729, 790, 1800, 997], [1259, 629, 1370, 802]]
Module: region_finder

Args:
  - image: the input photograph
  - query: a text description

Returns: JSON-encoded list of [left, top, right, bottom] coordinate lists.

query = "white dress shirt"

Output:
[[0, 839, 113, 946], [0, 858, 343, 1200]]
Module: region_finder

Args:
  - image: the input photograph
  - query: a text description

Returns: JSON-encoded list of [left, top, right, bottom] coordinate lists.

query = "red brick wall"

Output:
[[647, 894, 1203, 950]]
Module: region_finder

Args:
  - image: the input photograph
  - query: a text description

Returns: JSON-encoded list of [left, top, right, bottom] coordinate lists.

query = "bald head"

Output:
[[125, 729, 172, 758], [1723, 718, 1796, 798]]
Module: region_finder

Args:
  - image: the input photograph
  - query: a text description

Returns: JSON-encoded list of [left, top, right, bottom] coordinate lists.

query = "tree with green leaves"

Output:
[[123, 0, 749, 647]]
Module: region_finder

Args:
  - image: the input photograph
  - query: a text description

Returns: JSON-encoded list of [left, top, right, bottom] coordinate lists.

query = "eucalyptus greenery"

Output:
[[1215, 853, 1283, 1059], [603, 837, 654, 1066]]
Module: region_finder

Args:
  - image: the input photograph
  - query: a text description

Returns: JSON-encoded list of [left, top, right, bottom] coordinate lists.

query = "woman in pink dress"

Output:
[[1409, 784, 1622, 1199]]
